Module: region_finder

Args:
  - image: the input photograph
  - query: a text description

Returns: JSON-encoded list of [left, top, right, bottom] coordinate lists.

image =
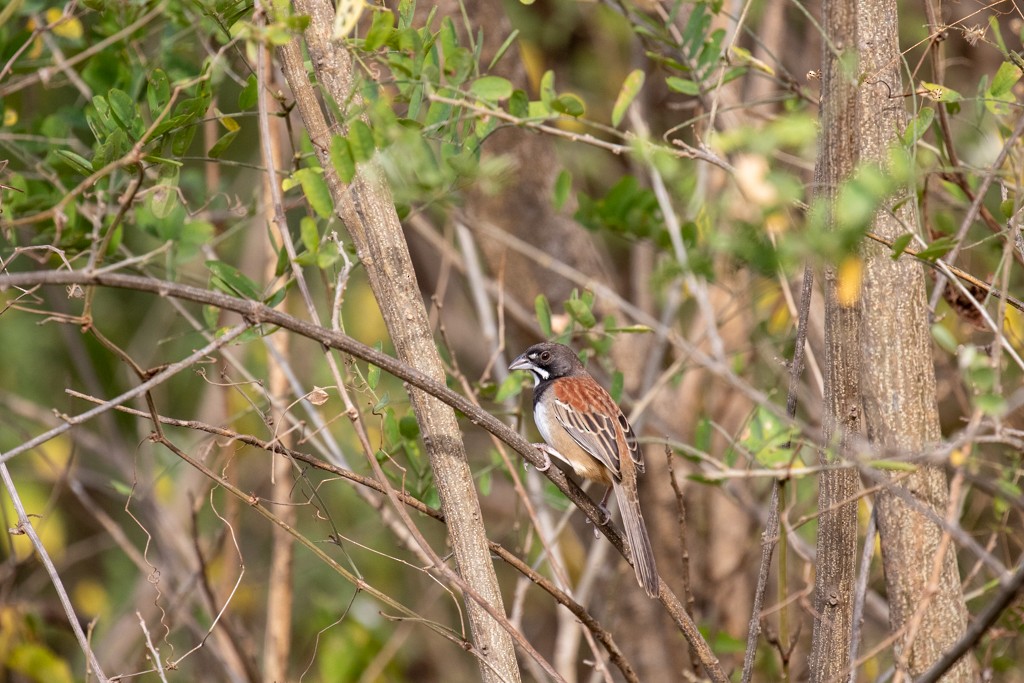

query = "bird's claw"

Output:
[[529, 444, 553, 472]]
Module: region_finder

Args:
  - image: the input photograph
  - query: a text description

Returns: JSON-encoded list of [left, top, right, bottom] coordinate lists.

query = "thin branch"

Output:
[[927, 112, 1024, 311], [741, 263, 813, 683], [1, 461, 109, 681], [0, 268, 728, 683], [913, 555, 1024, 683], [0, 320, 252, 464], [847, 508, 876, 682]]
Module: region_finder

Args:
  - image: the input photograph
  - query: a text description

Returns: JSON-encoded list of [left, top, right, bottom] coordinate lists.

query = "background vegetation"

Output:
[[1, 0, 1022, 680]]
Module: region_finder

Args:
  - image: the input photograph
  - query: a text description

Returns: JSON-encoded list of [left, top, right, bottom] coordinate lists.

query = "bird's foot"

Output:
[[596, 487, 612, 525], [528, 443, 555, 472]]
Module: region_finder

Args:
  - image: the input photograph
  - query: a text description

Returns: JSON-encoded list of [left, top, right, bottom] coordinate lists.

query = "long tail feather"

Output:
[[613, 480, 659, 598]]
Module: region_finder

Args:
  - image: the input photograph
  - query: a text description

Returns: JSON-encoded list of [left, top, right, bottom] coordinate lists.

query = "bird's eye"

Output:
[[540, 351, 551, 362]]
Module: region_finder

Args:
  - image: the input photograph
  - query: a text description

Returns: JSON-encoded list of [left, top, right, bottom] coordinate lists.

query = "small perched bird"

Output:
[[509, 342, 659, 598]]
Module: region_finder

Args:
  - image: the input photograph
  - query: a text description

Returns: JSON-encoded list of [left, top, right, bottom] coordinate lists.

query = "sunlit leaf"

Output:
[[901, 106, 934, 146], [611, 69, 645, 127], [666, 76, 701, 95], [534, 294, 553, 336], [837, 256, 862, 307], [289, 168, 333, 219], [553, 169, 571, 210], [46, 8, 83, 40], [552, 94, 584, 117], [348, 119, 376, 162], [470, 76, 513, 102], [915, 235, 957, 262], [330, 134, 356, 183]]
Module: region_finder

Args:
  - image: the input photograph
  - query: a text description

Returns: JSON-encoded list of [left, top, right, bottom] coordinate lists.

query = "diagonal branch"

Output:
[[0, 268, 728, 683]]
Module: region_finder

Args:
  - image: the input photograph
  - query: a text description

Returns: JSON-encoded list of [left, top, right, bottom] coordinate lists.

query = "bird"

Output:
[[509, 341, 659, 598]]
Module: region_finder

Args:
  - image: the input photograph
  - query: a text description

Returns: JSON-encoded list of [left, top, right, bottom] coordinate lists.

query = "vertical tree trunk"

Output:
[[276, 3, 522, 681], [856, 1, 975, 679], [811, 0, 976, 678], [808, 0, 861, 675]]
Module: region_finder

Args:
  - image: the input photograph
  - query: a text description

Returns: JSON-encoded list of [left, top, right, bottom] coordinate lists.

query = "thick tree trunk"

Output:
[[275, 3, 522, 681], [810, 0, 976, 678], [807, 0, 861, 674], [856, 1, 975, 679]]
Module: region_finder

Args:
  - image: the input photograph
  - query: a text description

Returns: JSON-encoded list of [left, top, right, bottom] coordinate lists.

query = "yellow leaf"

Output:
[[1, 483, 66, 563], [73, 578, 109, 618], [837, 256, 862, 307], [1005, 306, 1024, 341], [46, 8, 83, 40], [764, 211, 787, 235], [948, 447, 969, 467], [3, 108, 17, 126]]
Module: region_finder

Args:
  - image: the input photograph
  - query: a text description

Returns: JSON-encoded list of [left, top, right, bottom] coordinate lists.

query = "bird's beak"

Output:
[[508, 353, 532, 372]]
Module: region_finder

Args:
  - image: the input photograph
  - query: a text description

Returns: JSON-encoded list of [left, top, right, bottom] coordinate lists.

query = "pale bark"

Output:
[[808, 0, 862, 675], [274, 3, 521, 680], [810, 0, 976, 678], [857, 1, 974, 678]]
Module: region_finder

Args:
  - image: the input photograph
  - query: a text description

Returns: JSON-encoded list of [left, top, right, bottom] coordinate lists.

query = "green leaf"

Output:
[[300, 216, 320, 254], [889, 232, 914, 259], [539, 70, 556, 106], [208, 129, 239, 158], [364, 9, 395, 50], [666, 76, 701, 95], [987, 59, 1019, 98], [931, 323, 958, 354], [688, 472, 725, 486], [552, 94, 584, 117], [509, 89, 529, 118], [901, 106, 934, 146], [55, 149, 92, 175], [290, 168, 333, 219], [368, 361, 381, 390], [534, 294, 553, 336], [915, 235, 957, 262], [107, 88, 140, 137], [739, 405, 799, 467], [330, 134, 356, 183], [612, 69, 645, 127], [238, 74, 258, 110], [553, 169, 571, 210], [208, 115, 240, 158], [609, 370, 623, 404], [470, 75, 513, 102], [918, 81, 961, 102], [565, 297, 596, 328], [142, 155, 183, 167], [986, 60, 1021, 115], [147, 68, 170, 113], [178, 219, 213, 257], [207, 261, 262, 300], [348, 119, 376, 162], [399, 415, 420, 440], [149, 165, 180, 219], [264, 286, 288, 308], [990, 16, 1008, 57], [606, 324, 654, 333], [694, 417, 712, 454], [488, 28, 520, 70], [493, 374, 524, 403], [170, 124, 197, 156]]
